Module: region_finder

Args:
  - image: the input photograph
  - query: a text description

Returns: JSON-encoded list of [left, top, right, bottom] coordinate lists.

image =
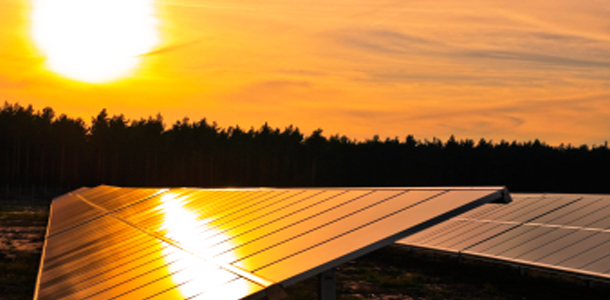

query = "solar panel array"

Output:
[[400, 193, 610, 280], [35, 185, 508, 300]]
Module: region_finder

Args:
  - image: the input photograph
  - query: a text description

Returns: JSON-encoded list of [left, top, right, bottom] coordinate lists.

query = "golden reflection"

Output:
[[30, 0, 159, 83], [159, 193, 252, 299]]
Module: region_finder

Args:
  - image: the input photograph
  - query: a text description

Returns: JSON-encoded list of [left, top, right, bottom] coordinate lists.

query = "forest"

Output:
[[1, 102, 609, 196]]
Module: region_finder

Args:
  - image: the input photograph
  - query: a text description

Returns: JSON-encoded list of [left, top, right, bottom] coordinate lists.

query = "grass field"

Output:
[[0, 202, 48, 300], [1, 202, 609, 300]]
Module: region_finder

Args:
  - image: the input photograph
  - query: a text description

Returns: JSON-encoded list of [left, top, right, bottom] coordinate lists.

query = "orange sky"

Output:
[[2, 0, 610, 145]]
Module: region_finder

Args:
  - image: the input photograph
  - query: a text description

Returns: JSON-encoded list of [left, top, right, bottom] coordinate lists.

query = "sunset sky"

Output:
[[2, 0, 610, 145]]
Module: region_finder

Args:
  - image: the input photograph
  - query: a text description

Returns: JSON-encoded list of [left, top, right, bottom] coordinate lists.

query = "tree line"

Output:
[[2, 102, 609, 194]]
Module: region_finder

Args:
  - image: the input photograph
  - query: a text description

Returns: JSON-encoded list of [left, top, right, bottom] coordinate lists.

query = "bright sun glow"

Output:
[[31, 0, 159, 83], [159, 193, 252, 299]]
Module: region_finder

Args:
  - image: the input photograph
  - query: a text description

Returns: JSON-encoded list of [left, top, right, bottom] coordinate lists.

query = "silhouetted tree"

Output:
[[2, 102, 610, 198]]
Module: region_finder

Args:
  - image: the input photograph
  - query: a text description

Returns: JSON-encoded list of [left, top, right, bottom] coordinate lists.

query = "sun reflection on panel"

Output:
[[159, 193, 252, 299]]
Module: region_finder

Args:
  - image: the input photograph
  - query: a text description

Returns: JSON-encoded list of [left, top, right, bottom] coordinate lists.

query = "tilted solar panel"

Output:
[[35, 186, 509, 300], [400, 193, 610, 281]]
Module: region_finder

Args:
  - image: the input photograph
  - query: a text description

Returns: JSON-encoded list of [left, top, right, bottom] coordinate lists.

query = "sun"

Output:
[[31, 0, 159, 83]]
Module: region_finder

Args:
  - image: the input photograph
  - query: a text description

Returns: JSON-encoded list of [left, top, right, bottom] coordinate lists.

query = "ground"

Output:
[[1, 202, 609, 300], [0, 202, 48, 300]]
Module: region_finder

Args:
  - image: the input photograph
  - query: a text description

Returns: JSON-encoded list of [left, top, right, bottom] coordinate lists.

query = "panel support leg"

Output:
[[586, 279, 595, 288], [318, 268, 336, 300]]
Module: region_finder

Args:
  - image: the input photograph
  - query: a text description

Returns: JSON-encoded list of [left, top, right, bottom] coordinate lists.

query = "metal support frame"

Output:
[[265, 284, 287, 300], [318, 268, 337, 300], [518, 266, 526, 277]]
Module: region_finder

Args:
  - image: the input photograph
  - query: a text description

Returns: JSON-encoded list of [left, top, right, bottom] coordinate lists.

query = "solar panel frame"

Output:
[[399, 193, 610, 282], [35, 185, 510, 300]]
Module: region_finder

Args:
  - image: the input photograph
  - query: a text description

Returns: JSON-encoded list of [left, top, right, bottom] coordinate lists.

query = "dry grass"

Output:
[[0, 203, 48, 300]]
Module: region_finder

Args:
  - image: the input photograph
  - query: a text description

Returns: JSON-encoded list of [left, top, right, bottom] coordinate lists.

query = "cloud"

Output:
[[458, 49, 610, 69], [332, 29, 439, 55], [140, 40, 201, 56]]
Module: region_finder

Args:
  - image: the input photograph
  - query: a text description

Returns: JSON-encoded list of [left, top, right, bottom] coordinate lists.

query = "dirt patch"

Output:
[[0, 226, 46, 256], [0, 204, 48, 300]]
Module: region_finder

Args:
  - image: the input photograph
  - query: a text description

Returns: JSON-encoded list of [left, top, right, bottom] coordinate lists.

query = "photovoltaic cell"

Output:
[[35, 185, 509, 300], [399, 193, 610, 281]]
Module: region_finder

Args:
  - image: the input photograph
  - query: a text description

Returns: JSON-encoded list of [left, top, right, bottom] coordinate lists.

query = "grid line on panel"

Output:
[[581, 212, 610, 229], [605, 263, 610, 274], [105, 188, 168, 214], [189, 191, 279, 221], [38, 223, 163, 299], [211, 191, 301, 220], [40, 233, 156, 286], [178, 277, 243, 300], [94, 189, 162, 210], [473, 196, 540, 220], [426, 220, 511, 251], [211, 190, 376, 255], [230, 190, 408, 262], [43, 251, 180, 300], [70, 247, 197, 300], [473, 216, 608, 258], [73, 186, 115, 200], [47, 210, 105, 239], [459, 203, 504, 220], [62, 245, 180, 298], [493, 196, 571, 222], [141, 282, 191, 300], [529, 232, 598, 263], [185, 190, 258, 214], [75, 193, 274, 289], [406, 198, 533, 248], [43, 222, 133, 271], [181, 280, 225, 300], [47, 189, 164, 239], [444, 222, 518, 251], [565, 238, 610, 269], [179, 191, 328, 249], [461, 196, 585, 253], [406, 220, 468, 245], [407, 220, 473, 246], [511, 230, 581, 261], [531, 196, 605, 225], [248, 190, 445, 271], [203, 190, 330, 242], [505, 212, 610, 261], [453, 220, 610, 234], [42, 238, 171, 292], [184, 191, 306, 237], [80, 188, 134, 208], [380, 190, 505, 251], [555, 199, 609, 225], [139, 275, 203, 300], [203, 190, 317, 232], [491, 226, 553, 257], [563, 204, 610, 228], [103, 266, 184, 300], [173, 191, 241, 218], [439, 224, 517, 254]]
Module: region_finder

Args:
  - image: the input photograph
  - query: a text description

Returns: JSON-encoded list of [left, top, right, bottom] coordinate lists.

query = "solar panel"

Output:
[[35, 186, 509, 300], [399, 193, 610, 280]]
